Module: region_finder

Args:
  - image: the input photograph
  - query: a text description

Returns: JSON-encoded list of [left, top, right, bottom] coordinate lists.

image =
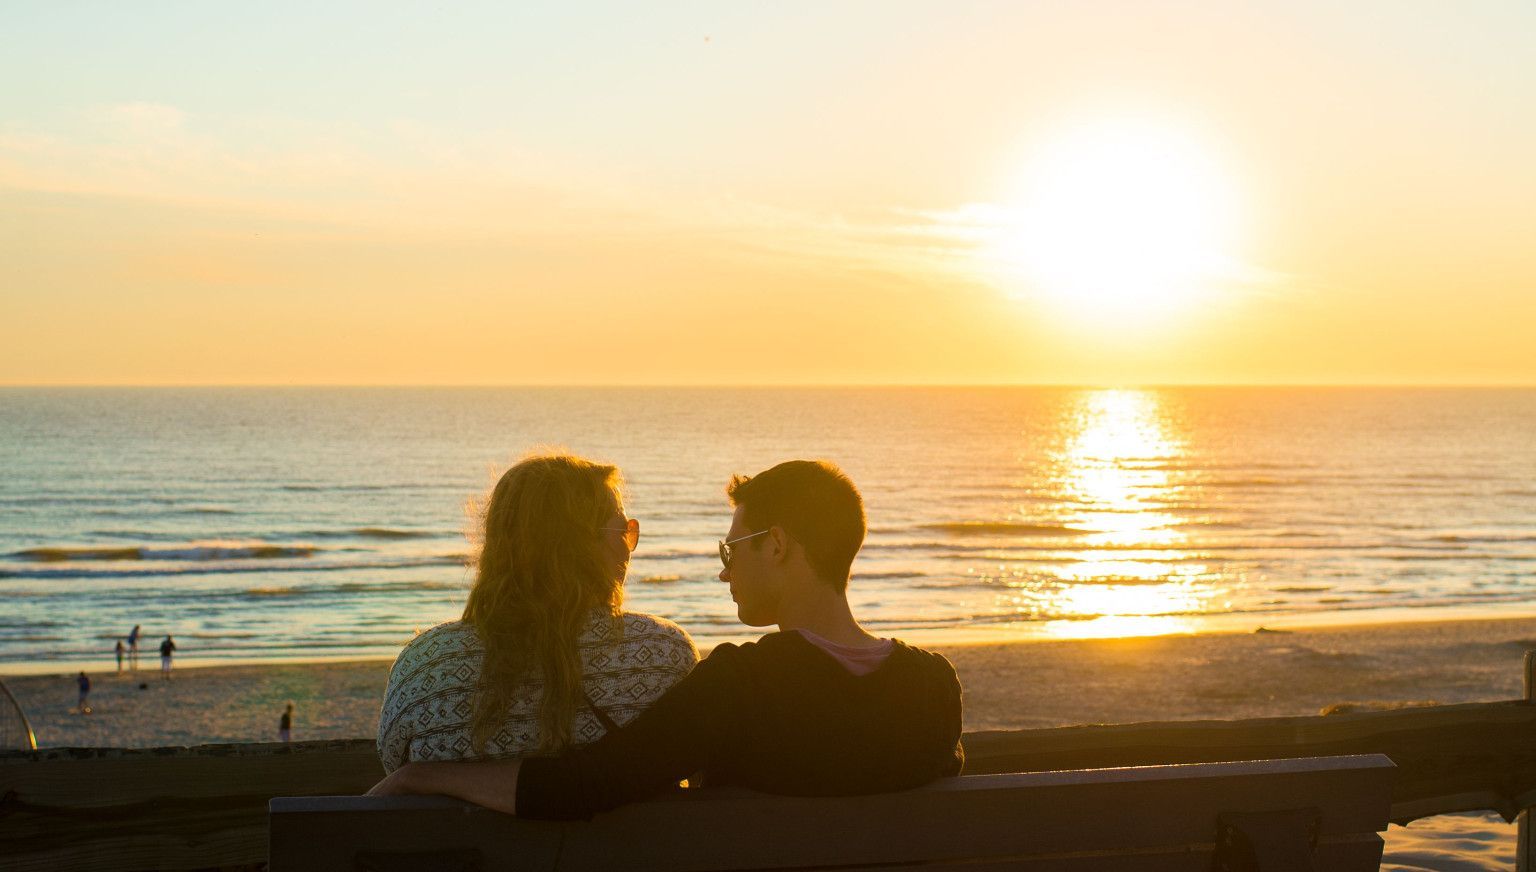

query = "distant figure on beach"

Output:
[[374, 453, 698, 774], [114, 639, 125, 674], [279, 702, 295, 742], [76, 671, 91, 714], [127, 624, 141, 671], [371, 459, 964, 819], [159, 634, 176, 679]]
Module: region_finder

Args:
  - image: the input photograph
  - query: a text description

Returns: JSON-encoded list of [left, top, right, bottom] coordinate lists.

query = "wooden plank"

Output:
[[962, 700, 1536, 822], [270, 796, 564, 872], [1, 741, 379, 872], [804, 834, 1381, 872], [3, 823, 268, 872], [0, 740, 380, 807], [270, 757, 1393, 872]]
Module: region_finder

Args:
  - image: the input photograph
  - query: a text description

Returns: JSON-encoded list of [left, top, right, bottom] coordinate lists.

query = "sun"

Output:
[[984, 117, 1244, 326]]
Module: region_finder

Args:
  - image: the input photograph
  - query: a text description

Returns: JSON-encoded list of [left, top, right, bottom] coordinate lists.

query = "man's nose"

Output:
[[717, 565, 730, 583]]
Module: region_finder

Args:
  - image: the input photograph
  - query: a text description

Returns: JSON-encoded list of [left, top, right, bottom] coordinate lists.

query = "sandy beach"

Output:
[[8, 613, 1533, 869]]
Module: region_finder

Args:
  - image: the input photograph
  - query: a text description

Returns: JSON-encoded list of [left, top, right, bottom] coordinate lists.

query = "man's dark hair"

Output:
[[727, 460, 866, 590]]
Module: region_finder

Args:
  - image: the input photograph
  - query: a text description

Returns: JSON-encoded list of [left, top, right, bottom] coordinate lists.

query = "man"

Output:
[[76, 671, 91, 714], [127, 624, 140, 671], [159, 634, 176, 680], [369, 460, 963, 818]]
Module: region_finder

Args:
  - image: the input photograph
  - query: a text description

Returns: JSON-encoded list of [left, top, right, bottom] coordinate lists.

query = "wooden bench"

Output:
[[269, 754, 1394, 871]]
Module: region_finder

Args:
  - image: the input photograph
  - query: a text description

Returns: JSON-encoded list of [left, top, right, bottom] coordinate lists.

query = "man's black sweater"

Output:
[[516, 631, 964, 819]]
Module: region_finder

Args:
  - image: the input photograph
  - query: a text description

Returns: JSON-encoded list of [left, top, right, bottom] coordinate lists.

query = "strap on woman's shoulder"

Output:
[[582, 690, 621, 734]]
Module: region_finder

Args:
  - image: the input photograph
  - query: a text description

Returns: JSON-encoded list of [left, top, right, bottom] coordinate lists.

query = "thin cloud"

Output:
[[2, 105, 1018, 297]]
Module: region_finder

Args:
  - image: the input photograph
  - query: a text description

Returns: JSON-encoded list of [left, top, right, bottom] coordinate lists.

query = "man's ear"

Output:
[[767, 526, 790, 563]]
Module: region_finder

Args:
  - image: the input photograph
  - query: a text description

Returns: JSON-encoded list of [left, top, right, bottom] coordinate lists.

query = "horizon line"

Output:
[[3, 382, 1534, 390]]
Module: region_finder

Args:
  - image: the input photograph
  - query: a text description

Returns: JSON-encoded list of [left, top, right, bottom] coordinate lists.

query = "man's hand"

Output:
[[366, 763, 420, 797], [363, 758, 524, 816]]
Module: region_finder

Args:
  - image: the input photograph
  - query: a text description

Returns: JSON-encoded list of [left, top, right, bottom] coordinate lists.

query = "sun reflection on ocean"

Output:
[[988, 389, 1226, 639], [1061, 390, 1186, 543]]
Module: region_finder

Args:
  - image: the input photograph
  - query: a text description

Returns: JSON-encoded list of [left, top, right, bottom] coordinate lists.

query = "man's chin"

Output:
[[735, 607, 774, 628]]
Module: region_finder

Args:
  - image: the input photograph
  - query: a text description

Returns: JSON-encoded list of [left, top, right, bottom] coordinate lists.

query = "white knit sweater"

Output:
[[377, 610, 698, 772]]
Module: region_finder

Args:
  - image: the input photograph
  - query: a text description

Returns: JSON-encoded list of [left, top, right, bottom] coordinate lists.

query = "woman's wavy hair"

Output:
[[462, 451, 625, 754]]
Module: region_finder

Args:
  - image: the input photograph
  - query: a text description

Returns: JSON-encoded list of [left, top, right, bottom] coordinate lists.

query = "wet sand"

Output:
[[9, 613, 1535, 870]]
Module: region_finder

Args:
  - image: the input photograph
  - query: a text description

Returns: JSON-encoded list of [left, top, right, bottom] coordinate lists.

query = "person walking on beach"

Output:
[[127, 624, 141, 671], [375, 453, 697, 773], [279, 702, 295, 742], [114, 639, 125, 674], [371, 460, 964, 819], [159, 634, 176, 679], [76, 671, 91, 714]]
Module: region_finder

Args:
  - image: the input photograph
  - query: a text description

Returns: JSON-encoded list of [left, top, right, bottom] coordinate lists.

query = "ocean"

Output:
[[2, 387, 1534, 672]]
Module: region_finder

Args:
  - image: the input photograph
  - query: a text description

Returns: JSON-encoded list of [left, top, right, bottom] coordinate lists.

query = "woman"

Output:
[[377, 453, 697, 772]]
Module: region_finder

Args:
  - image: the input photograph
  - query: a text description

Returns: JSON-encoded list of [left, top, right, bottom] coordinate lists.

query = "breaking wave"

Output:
[[348, 527, 436, 540], [13, 544, 317, 562], [0, 555, 465, 580]]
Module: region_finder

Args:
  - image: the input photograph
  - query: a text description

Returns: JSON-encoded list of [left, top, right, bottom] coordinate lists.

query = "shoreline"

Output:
[[7, 610, 1535, 743], [8, 603, 1536, 679]]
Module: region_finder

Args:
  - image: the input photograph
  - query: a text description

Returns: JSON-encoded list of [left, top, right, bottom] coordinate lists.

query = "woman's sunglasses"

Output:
[[600, 517, 640, 552]]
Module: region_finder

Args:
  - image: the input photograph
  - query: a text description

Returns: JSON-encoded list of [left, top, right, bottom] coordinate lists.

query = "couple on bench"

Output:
[[370, 454, 963, 819]]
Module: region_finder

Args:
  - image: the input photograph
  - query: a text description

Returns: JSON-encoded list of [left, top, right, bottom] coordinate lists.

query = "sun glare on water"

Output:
[[985, 117, 1244, 327], [976, 390, 1228, 640]]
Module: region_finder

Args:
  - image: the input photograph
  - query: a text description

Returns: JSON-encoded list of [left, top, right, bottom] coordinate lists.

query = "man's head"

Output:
[[718, 460, 866, 626]]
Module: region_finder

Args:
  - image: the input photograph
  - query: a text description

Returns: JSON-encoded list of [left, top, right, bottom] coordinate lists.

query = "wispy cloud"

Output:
[[5, 104, 995, 294], [1, 104, 1080, 301], [0, 104, 589, 232]]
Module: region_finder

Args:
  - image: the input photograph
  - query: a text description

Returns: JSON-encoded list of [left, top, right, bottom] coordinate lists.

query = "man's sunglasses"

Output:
[[600, 517, 640, 552], [718, 529, 769, 568]]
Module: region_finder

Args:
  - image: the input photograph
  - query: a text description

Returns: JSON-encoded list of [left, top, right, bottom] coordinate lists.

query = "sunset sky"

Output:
[[3, 1, 1533, 385]]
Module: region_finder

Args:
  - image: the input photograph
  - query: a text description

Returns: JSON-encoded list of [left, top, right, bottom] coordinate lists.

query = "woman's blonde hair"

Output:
[[462, 452, 625, 754]]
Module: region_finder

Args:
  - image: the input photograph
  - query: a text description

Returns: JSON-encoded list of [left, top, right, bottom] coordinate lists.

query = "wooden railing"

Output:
[[5, 652, 1536, 871]]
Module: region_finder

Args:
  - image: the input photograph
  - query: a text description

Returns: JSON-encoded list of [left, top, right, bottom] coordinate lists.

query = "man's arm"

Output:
[[367, 644, 743, 819], [513, 646, 741, 819], [368, 758, 524, 816]]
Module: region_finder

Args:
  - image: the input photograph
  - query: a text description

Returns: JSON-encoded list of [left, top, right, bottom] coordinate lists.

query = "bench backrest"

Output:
[[269, 754, 1394, 871]]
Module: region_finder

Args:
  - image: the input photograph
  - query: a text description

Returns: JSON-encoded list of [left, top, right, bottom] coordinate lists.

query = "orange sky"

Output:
[[3, 3, 1533, 385]]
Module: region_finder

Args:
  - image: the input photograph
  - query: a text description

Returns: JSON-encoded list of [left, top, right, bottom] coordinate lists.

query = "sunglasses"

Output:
[[600, 517, 640, 552], [718, 529, 769, 568]]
